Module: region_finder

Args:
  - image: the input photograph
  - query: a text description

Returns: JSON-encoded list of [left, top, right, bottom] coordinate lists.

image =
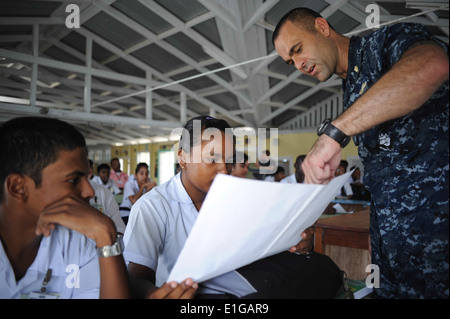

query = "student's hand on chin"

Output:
[[35, 195, 114, 242]]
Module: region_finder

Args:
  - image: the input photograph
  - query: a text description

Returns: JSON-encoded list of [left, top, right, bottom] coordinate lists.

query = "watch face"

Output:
[[317, 119, 331, 135]]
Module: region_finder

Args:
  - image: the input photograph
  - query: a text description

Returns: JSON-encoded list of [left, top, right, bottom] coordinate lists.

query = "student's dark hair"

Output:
[[0, 116, 86, 202], [179, 115, 232, 153], [233, 152, 248, 166], [275, 166, 285, 175], [135, 162, 148, 175], [272, 7, 326, 45], [295, 154, 307, 166], [97, 163, 110, 173], [110, 157, 119, 165]]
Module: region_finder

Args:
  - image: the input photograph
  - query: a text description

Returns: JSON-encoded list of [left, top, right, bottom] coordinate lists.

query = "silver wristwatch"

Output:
[[96, 234, 124, 258]]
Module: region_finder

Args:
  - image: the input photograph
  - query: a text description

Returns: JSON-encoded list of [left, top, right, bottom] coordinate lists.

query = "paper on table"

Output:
[[167, 171, 353, 283]]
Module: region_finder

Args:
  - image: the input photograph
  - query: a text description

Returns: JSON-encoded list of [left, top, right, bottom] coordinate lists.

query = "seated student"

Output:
[[264, 166, 286, 182], [110, 157, 129, 192], [334, 161, 353, 199], [92, 163, 122, 195], [281, 155, 306, 184], [119, 163, 156, 225], [0, 116, 197, 299], [88, 165, 126, 234], [231, 152, 249, 178], [348, 166, 371, 201], [88, 159, 95, 181], [123, 116, 342, 299]]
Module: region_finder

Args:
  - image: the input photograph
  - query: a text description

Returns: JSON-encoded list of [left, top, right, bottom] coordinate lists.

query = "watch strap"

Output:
[[96, 234, 124, 258], [318, 119, 351, 148]]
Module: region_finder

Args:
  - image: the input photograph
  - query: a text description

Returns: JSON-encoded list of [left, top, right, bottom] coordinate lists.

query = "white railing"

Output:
[[279, 91, 344, 131]]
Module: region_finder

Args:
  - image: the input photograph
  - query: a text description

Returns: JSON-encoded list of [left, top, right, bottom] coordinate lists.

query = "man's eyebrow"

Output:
[[65, 171, 86, 178], [289, 41, 302, 57]]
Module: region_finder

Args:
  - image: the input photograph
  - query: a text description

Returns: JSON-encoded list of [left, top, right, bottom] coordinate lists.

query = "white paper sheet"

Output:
[[167, 171, 353, 283]]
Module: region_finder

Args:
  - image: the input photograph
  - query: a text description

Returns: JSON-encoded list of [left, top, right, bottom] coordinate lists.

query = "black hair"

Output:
[[272, 7, 327, 46], [179, 115, 232, 153], [275, 166, 285, 175], [340, 160, 349, 170], [97, 163, 110, 173], [295, 154, 307, 166], [233, 152, 248, 166], [110, 157, 119, 165], [135, 162, 149, 175], [0, 116, 86, 202]]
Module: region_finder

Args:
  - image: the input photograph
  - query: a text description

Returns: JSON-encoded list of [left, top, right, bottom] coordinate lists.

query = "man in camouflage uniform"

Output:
[[273, 8, 448, 298]]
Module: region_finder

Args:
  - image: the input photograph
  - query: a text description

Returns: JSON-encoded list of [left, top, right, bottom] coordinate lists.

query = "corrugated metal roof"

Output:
[[0, 0, 448, 144]]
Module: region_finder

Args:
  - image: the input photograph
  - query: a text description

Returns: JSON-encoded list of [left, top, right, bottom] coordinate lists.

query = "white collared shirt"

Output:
[[1, 226, 100, 299], [123, 173, 256, 297]]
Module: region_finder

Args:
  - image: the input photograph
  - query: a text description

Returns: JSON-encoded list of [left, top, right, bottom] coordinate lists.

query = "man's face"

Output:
[[231, 161, 249, 178], [26, 147, 94, 219], [111, 159, 120, 172], [274, 20, 336, 82], [98, 168, 110, 184]]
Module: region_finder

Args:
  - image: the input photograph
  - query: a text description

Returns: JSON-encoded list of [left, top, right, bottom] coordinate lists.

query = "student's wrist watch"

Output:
[[96, 234, 124, 258], [317, 119, 351, 148]]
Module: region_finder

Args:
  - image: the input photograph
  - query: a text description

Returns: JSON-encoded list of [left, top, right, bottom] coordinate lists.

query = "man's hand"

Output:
[[302, 134, 342, 185], [36, 195, 116, 246], [289, 226, 315, 254]]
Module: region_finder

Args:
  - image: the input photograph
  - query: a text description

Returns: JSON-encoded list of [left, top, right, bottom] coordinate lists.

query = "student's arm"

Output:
[[128, 262, 197, 299], [303, 43, 449, 184], [129, 181, 157, 205], [35, 195, 131, 298]]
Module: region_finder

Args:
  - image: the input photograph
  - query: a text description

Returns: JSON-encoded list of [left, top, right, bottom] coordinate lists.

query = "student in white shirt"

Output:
[[0, 117, 196, 299], [89, 181, 126, 234], [124, 116, 342, 298], [119, 163, 156, 225], [280, 154, 306, 184], [91, 163, 121, 195]]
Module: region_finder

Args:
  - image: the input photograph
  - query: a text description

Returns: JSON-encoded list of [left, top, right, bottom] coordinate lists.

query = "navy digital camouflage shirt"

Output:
[[343, 23, 449, 298]]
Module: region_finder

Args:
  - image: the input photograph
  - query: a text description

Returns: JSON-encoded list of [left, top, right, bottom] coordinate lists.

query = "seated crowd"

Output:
[[0, 116, 345, 299]]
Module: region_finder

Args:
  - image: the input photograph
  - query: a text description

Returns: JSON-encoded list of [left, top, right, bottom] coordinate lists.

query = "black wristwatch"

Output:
[[317, 119, 351, 148]]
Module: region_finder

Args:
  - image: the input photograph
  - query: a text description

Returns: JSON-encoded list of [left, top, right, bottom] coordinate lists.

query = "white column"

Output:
[[146, 71, 153, 120], [180, 92, 186, 124], [30, 24, 39, 107], [84, 36, 92, 113]]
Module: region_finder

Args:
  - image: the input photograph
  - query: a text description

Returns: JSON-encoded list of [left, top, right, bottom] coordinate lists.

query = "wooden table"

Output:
[[314, 210, 371, 280]]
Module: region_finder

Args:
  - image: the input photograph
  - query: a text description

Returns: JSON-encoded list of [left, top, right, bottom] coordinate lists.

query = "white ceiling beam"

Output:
[[0, 102, 181, 129], [196, 0, 241, 31], [242, 0, 279, 32], [98, 0, 252, 105], [0, 17, 65, 25], [75, 26, 253, 127], [0, 48, 151, 86], [259, 77, 343, 125]]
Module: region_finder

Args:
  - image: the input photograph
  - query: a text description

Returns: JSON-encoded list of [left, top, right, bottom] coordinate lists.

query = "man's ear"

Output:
[[5, 174, 28, 202], [315, 17, 331, 37]]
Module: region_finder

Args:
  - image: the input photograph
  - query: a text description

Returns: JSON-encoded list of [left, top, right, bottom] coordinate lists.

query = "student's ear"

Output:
[[5, 174, 28, 202], [178, 148, 188, 170], [315, 17, 331, 37]]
